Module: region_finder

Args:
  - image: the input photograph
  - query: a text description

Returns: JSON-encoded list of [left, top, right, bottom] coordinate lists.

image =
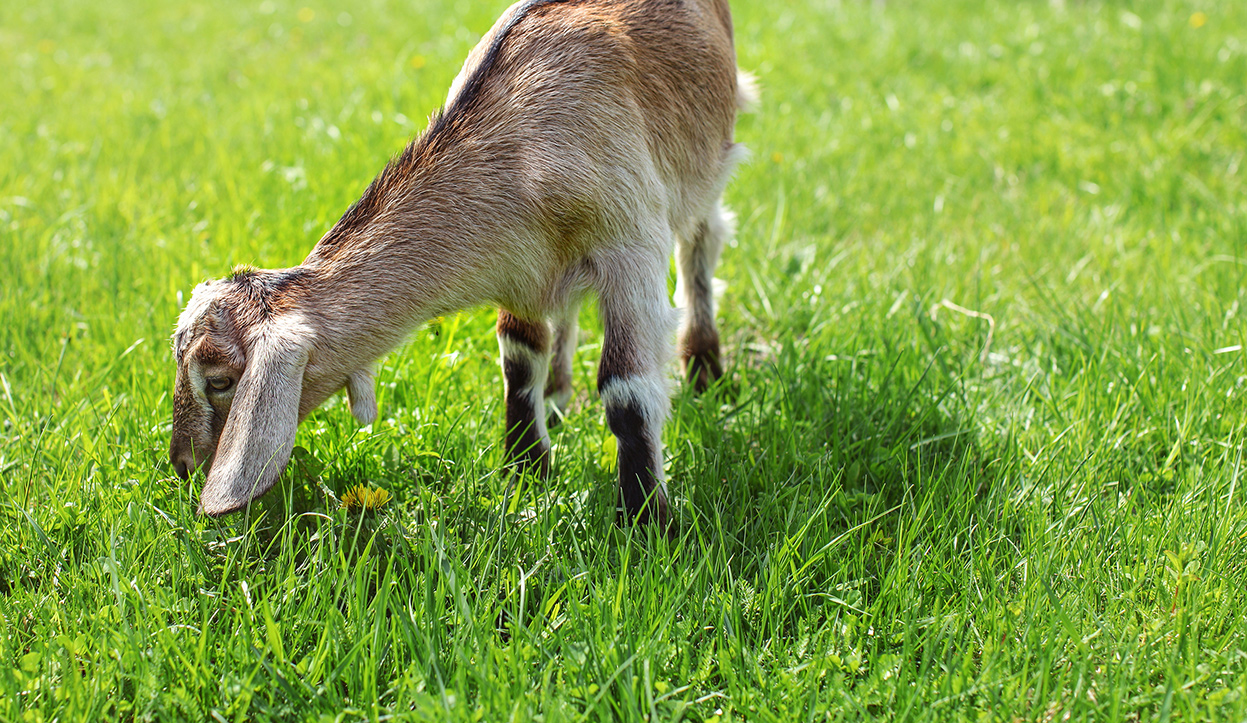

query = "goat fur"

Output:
[[170, 0, 753, 521]]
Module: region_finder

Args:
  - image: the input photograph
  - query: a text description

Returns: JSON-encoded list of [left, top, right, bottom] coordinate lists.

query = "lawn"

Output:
[[3, 0, 1247, 719]]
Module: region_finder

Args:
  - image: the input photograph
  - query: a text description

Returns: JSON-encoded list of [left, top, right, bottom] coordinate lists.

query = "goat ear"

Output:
[[346, 367, 377, 425], [198, 334, 309, 516]]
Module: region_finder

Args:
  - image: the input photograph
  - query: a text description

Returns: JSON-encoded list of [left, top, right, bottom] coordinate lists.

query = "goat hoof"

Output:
[[684, 353, 723, 394], [507, 447, 551, 479], [616, 490, 673, 535]]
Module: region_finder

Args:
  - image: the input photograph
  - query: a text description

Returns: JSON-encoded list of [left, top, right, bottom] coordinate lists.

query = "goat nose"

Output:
[[172, 454, 190, 480]]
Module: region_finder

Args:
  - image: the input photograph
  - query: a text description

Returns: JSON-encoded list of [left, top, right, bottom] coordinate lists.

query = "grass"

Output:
[[2, 0, 1247, 719]]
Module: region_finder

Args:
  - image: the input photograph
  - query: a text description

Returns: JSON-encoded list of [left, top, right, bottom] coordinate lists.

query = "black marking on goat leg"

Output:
[[498, 309, 550, 351], [503, 358, 549, 476], [597, 331, 641, 390], [499, 310, 550, 475], [604, 400, 667, 526]]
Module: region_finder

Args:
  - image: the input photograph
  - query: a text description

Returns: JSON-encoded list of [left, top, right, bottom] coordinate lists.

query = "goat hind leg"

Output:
[[676, 202, 732, 392]]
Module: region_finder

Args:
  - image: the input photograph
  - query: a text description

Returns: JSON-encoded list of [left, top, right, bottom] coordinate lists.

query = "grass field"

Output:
[[3, 0, 1247, 719]]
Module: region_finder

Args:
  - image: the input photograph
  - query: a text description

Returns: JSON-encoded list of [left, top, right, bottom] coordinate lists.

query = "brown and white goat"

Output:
[[169, 0, 754, 526]]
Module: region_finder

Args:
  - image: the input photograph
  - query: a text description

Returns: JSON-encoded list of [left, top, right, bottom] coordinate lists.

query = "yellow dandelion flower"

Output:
[[297, 7, 315, 23], [341, 484, 392, 512], [410, 55, 427, 70], [1189, 12, 1207, 29]]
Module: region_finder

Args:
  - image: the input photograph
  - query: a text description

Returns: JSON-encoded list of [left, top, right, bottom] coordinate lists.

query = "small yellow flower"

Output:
[[410, 55, 427, 70], [1189, 12, 1207, 29], [341, 484, 392, 512], [297, 7, 315, 23]]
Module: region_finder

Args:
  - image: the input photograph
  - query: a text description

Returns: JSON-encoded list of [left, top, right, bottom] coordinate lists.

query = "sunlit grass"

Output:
[[2, 0, 1246, 720]]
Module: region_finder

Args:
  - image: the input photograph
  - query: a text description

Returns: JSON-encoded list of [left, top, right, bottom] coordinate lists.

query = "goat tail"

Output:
[[736, 69, 760, 113]]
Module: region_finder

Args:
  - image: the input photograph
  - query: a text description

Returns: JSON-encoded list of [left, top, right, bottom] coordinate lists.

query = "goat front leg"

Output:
[[545, 304, 579, 428], [596, 260, 677, 528], [498, 309, 552, 476]]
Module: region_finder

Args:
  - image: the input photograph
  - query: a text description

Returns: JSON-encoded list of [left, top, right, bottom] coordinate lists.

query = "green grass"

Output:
[[3, 0, 1247, 719]]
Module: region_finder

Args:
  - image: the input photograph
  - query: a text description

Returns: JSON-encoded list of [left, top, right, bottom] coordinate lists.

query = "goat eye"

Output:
[[206, 376, 235, 393]]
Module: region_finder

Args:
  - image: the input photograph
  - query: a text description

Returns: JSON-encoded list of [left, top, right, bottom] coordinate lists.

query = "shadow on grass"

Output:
[[655, 319, 1012, 625]]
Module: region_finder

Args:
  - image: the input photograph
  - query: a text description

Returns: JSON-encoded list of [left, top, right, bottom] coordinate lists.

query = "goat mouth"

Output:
[[170, 450, 215, 481]]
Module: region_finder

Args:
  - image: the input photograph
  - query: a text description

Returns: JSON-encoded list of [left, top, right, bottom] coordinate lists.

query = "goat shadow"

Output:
[[654, 338, 998, 569]]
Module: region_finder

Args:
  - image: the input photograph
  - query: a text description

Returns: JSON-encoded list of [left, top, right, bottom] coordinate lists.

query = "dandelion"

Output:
[[1189, 12, 1207, 29], [341, 484, 392, 512], [297, 7, 315, 23]]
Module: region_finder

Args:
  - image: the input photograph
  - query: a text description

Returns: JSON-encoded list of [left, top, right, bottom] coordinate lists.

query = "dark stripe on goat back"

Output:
[[226, 267, 311, 320], [318, 0, 582, 249], [435, 0, 582, 130]]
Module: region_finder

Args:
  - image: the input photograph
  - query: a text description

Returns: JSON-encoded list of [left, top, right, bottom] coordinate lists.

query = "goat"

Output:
[[169, 0, 755, 526]]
